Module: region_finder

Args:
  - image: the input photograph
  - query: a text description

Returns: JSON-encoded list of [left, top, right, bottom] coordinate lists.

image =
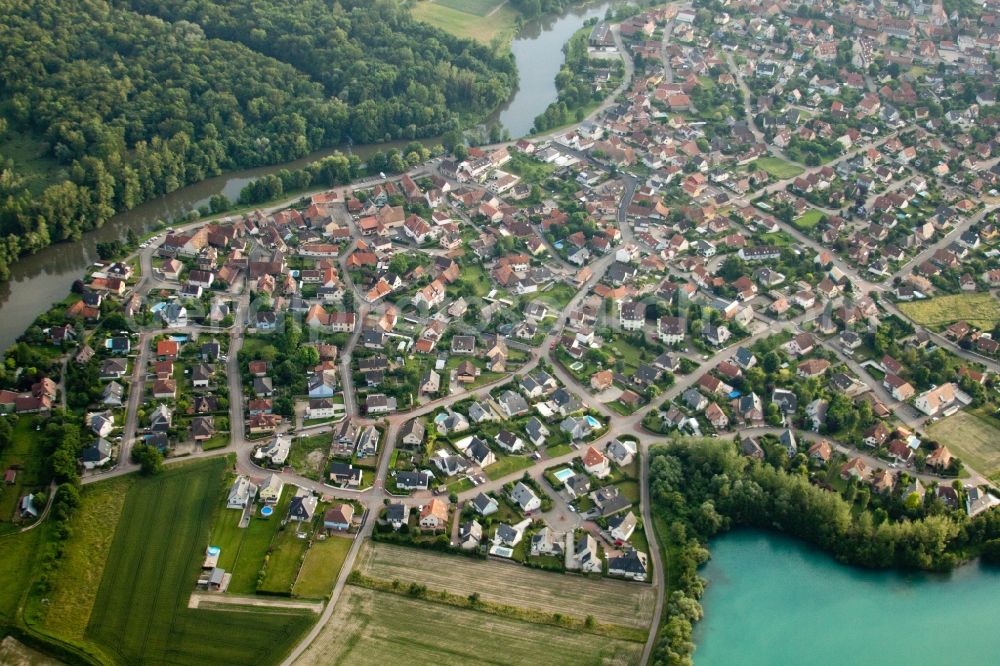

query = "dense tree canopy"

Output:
[[0, 0, 516, 278], [648, 438, 995, 666]]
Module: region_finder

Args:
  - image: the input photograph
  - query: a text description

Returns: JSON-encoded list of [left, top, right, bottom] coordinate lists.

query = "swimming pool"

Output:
[[585, 415, 601, 428], [553, 467, 575, 483]]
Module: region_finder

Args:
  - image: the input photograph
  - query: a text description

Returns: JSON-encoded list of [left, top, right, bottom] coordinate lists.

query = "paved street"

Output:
[[70, 16, 1000, 666]]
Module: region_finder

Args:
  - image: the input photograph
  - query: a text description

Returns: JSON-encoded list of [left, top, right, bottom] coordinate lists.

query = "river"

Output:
[[494, 0, 617, 137], [0, 1, 621, 352], [694, 531, 1000, 664]]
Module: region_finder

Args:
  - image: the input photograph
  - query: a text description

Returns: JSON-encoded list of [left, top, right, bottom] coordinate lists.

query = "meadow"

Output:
[[927, 410, 1000, 480], [410, 0, 520, 45], [354, 542, 655, 629], [753, 156, 804, 179], [297, 586, 643, 666], [898, 293, 1000, 330], [794, 208, 825, 230], [41, 475, 136, 640]]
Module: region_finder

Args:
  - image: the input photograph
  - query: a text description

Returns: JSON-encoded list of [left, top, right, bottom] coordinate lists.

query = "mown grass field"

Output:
[[927, 410, 1000, 480], [753, 156, 804, 179], [0, 417, 48, 533], [794, 208, 825, 230], [85, 459, 314, 664], [209, 486, 294, 594], [410, 0, 519, 45], [484, 453, 534, 480], [537, 282, 579, 309], [292, 535, 353, 599], [898, 293, 1000, 331], [258, 523, 310, 595], [42, 475, 136, 639], [355, 542, 655, 629], [298, 587, 643, 666]]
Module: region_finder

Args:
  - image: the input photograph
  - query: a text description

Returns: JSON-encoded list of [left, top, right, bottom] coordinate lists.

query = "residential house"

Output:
[[324, 504, 355, 531], [510, 481, 542, 513], [419, 499, 449, 532]]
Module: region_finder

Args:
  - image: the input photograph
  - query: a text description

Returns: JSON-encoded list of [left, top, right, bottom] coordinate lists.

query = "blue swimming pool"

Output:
[[585, 415, 601, 428], [553, 467, 575, 483]]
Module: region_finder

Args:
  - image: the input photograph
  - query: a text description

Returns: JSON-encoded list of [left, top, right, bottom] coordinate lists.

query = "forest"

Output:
[[649, 438, 1000, 666], [0, 0, 516, 280]]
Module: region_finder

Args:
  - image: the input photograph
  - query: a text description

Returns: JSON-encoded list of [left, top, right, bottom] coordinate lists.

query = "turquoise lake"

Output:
[[695, 531, 1000, 664]]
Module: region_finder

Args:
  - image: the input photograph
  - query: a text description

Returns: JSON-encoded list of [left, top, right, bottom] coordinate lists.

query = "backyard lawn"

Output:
[[0, 417, 49, 534], [794, 208, 825, 230], [537, 282, 578, 309], [927, 410, 1000, 481], [292, 536, 353, 599], [209, 487, 294, 594], [84, 459, 314, 664], [753, 156, 804, 179], [484, 454, 535, 481], [258, 522, 311, 595], [898, 293, 1000, 331], [201, 432, 230, 450], [454, 264, 492, 298]]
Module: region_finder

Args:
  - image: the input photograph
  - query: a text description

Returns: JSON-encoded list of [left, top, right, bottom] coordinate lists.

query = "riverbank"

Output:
[[0, 1, 621, 351]]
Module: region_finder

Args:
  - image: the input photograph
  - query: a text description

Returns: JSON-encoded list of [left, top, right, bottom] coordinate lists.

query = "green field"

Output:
[[0, 528, 42, 624], [292, 536, 353, 599], [435, 0, 505, 15], [42, 475, 136, 640], [355, 543, 655, 629], [0, 133, 63, 195], [537, 282, 578, 309], [298, 587, 643, 666], [0, 417, 49, 534], [484, 454, 534, 481], [753, 156, 804, 179], [84, 459, 314, 664], [927, 410, 1000, 480], [209, 486, 294, 594], [794, 208, 825, 230], [898, 293, 1000, 330], [258, 523, 311, 595], [410, 0, 519, 45], [455, 263, 493, 298]]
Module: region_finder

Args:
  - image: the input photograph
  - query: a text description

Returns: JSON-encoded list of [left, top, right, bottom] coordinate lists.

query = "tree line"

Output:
[[649, 438, 1000, 665], [0, 0, 516, 279]]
